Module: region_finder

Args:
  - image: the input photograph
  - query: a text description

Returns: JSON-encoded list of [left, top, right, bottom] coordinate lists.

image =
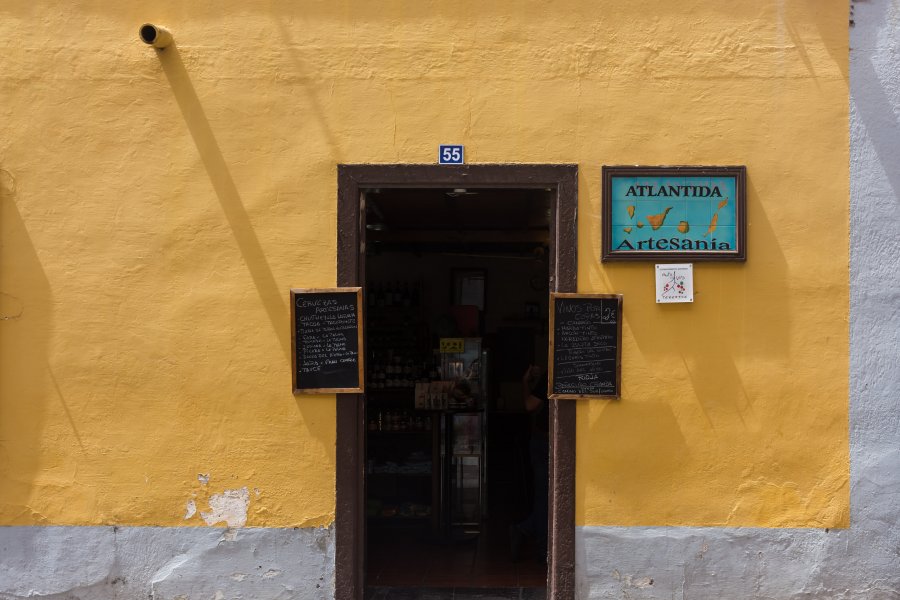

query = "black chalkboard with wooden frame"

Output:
[[291, 287, 365, 394], [548, 293, 623, 399]]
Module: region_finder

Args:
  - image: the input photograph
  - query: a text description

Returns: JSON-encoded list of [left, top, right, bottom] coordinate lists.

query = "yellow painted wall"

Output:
[[0, 1, 847, 528]]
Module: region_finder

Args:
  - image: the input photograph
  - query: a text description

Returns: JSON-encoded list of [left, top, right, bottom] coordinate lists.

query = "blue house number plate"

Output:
[[439, 145, 464, 164]]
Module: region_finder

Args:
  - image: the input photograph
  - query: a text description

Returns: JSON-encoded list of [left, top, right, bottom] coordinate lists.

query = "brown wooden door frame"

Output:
[[336, 164, 577, 600]]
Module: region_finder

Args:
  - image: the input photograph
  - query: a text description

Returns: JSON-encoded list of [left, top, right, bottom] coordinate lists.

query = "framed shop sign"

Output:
[[291, 287, 364, 394], [548, 293, 623, 399], [602, 165, 747, 262]]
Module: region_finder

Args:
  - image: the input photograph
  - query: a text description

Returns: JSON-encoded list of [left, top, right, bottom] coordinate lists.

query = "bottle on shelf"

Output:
[[401, 281, 411, 308], [387, 281, 396, 307], [411, 281, 421, 307]]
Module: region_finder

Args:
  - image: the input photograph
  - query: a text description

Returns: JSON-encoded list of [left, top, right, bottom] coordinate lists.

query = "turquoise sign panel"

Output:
[[602, 166, 746, 261]]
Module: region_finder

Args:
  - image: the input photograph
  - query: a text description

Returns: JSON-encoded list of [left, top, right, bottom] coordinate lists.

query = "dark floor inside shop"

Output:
[[366, 419, 548, 595], [366, 521, 546, 590], [366, 585, 546, 600]]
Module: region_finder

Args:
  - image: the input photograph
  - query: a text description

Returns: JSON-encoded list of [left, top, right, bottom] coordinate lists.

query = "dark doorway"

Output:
[[336, 165, 577, 600], [364, 186, 550, 593]]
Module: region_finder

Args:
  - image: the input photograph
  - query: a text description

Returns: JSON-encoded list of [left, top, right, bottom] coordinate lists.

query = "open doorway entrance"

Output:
[[363, 187, 551, 594], [336, 165, 577, 600]]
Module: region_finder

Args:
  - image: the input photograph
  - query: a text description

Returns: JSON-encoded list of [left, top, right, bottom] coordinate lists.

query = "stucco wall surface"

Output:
[[0, 0, 848, 532], [0, 525, 334, 600], [574, 0, 851, 524], [575, 0, 900, 597]]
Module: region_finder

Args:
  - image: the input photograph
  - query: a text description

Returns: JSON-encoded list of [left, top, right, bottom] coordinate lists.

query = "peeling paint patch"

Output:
[[697, 541, 709, 558], [198, 473, 210, 485], [201, 487, 249, 527], [151, 551, 194, 589], [229, 573, 247, 581], [263, 569, 282, 579], [612, 569, 654, 588], [0, 293, 24, 321], [184, 499, 196, 520], [222, 529, 238, 542], [0, 168, 17, 194]]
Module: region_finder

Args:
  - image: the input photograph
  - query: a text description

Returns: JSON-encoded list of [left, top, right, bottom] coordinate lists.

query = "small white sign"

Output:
[[655, 263, 694, 303]]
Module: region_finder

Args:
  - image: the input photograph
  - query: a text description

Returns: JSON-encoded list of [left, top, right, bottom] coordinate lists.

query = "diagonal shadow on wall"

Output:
[[0, 168, 54, 523], [849, 1, 900, 206], [154, 44, 291, 364]]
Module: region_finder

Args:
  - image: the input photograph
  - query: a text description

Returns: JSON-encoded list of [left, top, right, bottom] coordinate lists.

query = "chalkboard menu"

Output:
[[549, 293, 623, 399], [291, 288, 364, 394]]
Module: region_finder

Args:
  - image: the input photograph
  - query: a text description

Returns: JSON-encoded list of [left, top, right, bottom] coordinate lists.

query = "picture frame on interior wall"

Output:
[[452, 269, 486, 310], [602, 165, 747, 262]]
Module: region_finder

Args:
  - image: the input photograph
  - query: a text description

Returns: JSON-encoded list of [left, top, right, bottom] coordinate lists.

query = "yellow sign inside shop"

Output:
[[439, 338, 465, 353]]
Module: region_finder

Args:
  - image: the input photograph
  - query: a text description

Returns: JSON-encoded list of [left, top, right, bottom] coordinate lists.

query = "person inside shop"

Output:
[[510, 364, 549, 564]]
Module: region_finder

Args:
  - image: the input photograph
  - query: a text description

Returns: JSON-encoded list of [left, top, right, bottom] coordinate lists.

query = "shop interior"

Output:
[[363, 187, 551, 593]]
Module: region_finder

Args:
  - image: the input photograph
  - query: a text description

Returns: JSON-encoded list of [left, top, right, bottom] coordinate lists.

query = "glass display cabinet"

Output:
[[438, 338, 488, 538]]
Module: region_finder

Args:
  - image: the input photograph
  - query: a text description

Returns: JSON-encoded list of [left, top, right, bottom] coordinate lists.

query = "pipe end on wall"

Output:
[[139, 24, 173, 49]]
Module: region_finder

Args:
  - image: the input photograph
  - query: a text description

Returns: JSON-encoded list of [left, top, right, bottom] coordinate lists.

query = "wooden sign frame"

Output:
[[290, 287, 365, 394], [548, 293, 623, 400], [602, 165, 747, 262]]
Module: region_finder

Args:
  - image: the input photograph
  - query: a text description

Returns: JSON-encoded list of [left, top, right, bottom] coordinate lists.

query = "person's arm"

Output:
[[522, 365, 544, 413]]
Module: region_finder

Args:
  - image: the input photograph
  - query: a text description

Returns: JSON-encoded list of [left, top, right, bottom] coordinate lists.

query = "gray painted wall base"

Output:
[[0, 526, 334, 600], [577, 519, 899, 599]]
